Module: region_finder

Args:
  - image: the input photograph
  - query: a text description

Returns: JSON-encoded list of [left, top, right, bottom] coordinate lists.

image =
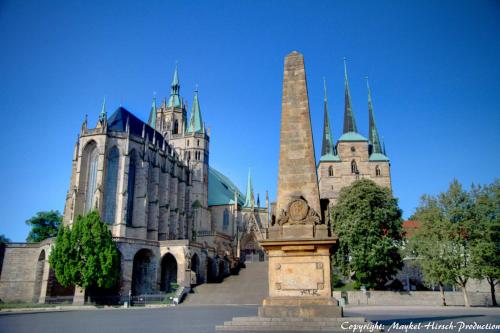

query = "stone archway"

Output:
[[240, 231, 265, 262], [160, 253, 177, 292], [132, 249, 156, 295], [33, 250, 46, 303], [206, 257, 217, 283], [190, 253, 200, 286]]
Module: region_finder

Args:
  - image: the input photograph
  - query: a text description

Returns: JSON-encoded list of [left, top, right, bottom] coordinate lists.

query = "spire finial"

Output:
[[323, 77, 327, 102], [343, 57, 348, 79]]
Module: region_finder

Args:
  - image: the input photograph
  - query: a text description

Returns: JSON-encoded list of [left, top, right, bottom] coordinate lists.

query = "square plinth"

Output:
[[260, 236, 337, 298]]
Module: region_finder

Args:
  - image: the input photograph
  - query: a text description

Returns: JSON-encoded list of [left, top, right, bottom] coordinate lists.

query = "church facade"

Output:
[[0, 66, 269, 303]]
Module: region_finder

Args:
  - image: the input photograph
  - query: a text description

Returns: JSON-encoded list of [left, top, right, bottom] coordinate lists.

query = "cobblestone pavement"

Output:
[[0, 305, 499, 333]]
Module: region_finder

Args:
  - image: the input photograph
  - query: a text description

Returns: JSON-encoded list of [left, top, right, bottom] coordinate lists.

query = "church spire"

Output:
[[244, 168, 255, 208], [321, 78, 335, 156], [343, 58, 358, 133], [167, 63, 181, 107], [148, 96, 157, 129], [367, 77, 382, 154], [187, 87, 204, 133], [98, 97, 107, 123]]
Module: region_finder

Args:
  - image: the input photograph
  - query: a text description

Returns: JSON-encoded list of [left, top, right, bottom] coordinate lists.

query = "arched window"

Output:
[[197, 140, 200, 147], [126, 151, 137, 226], [223, 209, 229, 231], [103, 147, 119, 224], [328, 166, 334, 177], [375, 165, 381, 177], [351, 160, 358, 174], [173, 120, 179, 134], [85, 147, 99, 212]]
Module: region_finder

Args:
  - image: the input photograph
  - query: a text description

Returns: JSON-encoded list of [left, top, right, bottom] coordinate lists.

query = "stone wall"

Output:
[[0, 242, 49, 302], [332, 291, 495, 307]]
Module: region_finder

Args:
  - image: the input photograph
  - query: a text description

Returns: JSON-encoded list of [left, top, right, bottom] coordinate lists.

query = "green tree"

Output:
[[411, 180, 476, 307], [49, 211, 120, 290], [332, 179, 404, 289], [26, 210, 62, 243], [0, 234, 10, 244], [470, 180, 500, 306]]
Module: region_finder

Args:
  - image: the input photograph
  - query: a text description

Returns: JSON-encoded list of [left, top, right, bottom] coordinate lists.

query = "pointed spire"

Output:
[[257, 193, 260, 208], [321, 78, 335, 156], [366, 77, 383, 154], [187, 87, 204, 133], [99, 97, 107, 122], [244, 168, 255, 208], [148, 96, 157, 129], [167, 63, 181, 107], [382, 137, 387, 155], [343, 58, 358, 134]]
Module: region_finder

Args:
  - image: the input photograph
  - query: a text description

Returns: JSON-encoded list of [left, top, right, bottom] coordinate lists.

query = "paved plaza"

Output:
[[0, 305, 499, 333]]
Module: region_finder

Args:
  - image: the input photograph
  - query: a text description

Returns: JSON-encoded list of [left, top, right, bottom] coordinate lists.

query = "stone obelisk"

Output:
[[277, 51, 321, 216], [259, 51, 340, 317]]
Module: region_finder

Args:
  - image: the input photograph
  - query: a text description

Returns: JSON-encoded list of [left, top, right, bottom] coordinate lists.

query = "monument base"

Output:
[[260, 296, 343, 318]]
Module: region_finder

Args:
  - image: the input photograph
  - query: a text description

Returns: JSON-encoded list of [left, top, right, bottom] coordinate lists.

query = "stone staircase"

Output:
[[183, 261, 269, 305]]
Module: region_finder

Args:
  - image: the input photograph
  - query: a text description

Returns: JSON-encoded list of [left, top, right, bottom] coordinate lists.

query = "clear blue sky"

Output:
[[1, 0, 499, 241]]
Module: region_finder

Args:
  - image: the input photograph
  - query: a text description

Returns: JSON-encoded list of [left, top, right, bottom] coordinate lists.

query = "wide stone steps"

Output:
[[184, 262, 268, 305], [216, 316, 376, 332]]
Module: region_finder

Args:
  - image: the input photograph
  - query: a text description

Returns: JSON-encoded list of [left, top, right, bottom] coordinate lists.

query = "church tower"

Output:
[[317, 59, 391, 212], [155, 64, 188, 146]]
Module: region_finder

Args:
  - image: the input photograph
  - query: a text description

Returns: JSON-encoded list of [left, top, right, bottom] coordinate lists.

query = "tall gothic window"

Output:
[[223, 209, 229, 231], [328, 166, 334, 177], [173, 120, 179, 134], [126, 151, 137, 226], [351, 160, 358, 174], [85, 147, 99, 212], [375, 165, 381, 177], [103, 147, 119, 224]]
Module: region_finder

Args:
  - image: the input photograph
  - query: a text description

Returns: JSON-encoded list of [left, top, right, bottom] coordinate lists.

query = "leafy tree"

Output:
[[49, 211, 120, 290], [0, 234, 10, 244], [332, 179, 404, 289], [470, 180, 500, 306], [25, 210, 62, 243], [411, 180, 476, 307]]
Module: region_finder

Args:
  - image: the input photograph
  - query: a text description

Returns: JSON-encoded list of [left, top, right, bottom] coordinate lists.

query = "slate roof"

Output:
[[107, 107, 166, 148]]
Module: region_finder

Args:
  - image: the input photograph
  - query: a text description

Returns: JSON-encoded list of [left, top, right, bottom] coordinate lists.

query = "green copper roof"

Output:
[[319, 153, 341, 162], [147, 97, 157, 129], [167, 64, 181, 108], [369, 152, 389, 161], [343, 59, 358, 134], [208, 167, 245, 206], [187, 90, 204, 133], [367, 78, 383, 154], [338, 131, 368, 142], [321, 78, 335, 157], [244, 169, 255, 208]]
